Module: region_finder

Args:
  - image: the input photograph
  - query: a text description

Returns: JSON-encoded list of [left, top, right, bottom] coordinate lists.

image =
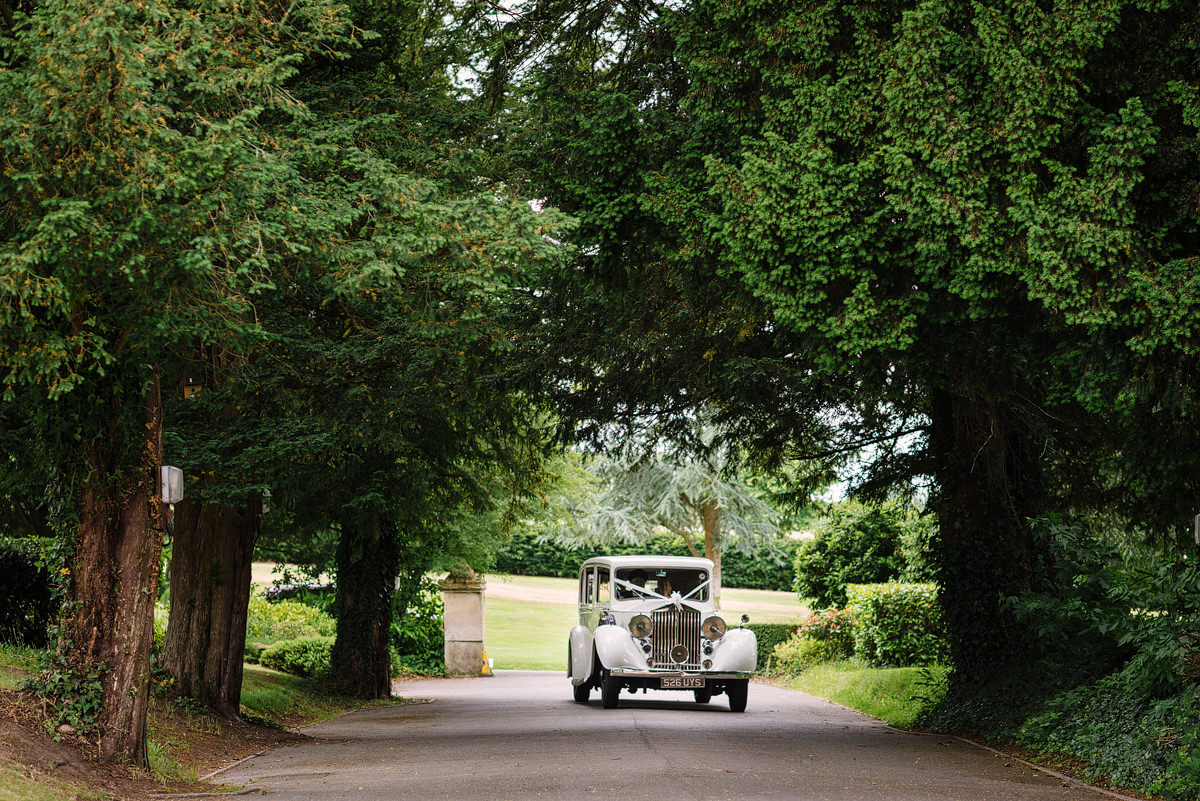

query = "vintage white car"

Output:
[[568, 555, 757, 711]]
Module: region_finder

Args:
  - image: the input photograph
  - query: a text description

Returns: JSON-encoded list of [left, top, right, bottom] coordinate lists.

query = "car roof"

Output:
[[578, 555, 715, 572]]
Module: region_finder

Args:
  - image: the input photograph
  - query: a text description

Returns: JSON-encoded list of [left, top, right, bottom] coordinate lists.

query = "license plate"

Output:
[[661, 676, 704, 689]]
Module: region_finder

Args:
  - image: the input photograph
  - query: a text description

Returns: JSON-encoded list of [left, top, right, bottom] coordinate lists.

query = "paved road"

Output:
[[219, 671, 1107, 801]]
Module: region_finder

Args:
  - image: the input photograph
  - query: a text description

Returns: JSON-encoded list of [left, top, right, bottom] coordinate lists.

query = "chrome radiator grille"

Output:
[[650, 607, 702, 670]]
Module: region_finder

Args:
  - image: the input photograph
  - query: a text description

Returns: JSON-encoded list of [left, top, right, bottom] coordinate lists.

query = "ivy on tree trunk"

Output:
[[64, 372, 164, 765]]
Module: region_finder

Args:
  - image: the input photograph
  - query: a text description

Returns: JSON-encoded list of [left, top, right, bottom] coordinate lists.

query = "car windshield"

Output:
[[613, 567, 710, 602]]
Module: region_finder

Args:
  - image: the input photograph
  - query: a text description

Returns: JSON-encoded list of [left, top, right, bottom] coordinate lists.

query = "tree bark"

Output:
[[930, 387, 1046, 686], [64, 371, 165, 767], [330, 508, 399, 698], [700, 501, 722, 609], [162, 497, 257, 719]]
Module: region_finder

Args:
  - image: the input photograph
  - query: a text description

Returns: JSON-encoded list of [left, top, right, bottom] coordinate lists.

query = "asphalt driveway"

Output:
[[217, 670, 1115, 801]]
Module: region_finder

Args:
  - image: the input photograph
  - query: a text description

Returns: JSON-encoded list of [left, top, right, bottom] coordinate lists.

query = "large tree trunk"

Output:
[[930, 387, 1046, 686], [162, 497, 258, 719], [64, 372, 165, 767], [330, 508, 399, 698], [700, 501, 723, 609]]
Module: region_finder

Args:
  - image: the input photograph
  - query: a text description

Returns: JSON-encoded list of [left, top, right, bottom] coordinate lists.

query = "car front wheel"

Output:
[[727, 679, 748, 713], [600, 670, 621, 709]]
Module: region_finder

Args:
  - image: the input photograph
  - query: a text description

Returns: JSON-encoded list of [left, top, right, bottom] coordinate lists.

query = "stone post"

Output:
[[439, 566, 487, 677]]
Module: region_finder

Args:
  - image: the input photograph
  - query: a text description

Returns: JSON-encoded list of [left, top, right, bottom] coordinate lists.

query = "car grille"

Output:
[[650, 606, 702, 670]]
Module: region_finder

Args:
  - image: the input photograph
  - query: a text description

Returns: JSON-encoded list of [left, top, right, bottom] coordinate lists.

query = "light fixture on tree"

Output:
[[160, 466, 183, 505], [160, 466, 183, 535]]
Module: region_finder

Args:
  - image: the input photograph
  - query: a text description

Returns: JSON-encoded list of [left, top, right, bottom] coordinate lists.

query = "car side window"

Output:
[[584, 568, 596, 604], [597, 568, 610, 604]]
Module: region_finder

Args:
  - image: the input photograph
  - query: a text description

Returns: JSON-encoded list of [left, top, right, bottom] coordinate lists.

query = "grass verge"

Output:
[[240, 664, 395, 727], [776, 661, 949, 728], [0, 647, 39, 692], [0, 758, 106, 801], [1, 644, 402, 799]]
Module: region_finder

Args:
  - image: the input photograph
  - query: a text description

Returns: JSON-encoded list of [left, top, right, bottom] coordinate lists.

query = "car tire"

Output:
[[727, 679, 748, 713], [570, 647, 591, 703], [694, 688, 712, 704], [600, 670, 621, 709]]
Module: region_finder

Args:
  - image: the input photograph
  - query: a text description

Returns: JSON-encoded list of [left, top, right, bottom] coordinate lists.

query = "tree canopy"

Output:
[[483, 0, 1200, 692], [5, 0, 1200, 763]]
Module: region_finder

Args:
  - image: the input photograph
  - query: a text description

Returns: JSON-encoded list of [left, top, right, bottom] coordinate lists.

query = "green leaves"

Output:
[[0, 0, 360, 403]]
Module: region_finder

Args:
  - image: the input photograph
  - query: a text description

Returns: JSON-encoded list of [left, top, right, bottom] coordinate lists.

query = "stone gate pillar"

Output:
[[439, 566, 487, 677]]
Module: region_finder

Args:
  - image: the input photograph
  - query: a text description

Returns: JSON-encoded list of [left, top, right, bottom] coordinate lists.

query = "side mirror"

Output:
[[740, 614, 750, 627]]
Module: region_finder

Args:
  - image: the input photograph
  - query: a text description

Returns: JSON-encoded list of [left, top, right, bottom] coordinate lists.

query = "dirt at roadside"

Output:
[[0, 687, 306, 800]]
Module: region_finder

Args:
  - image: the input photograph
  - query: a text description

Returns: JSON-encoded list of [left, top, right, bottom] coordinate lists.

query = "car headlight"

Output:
[[701, 615, 727, 640], [628, 614, 653, 639]]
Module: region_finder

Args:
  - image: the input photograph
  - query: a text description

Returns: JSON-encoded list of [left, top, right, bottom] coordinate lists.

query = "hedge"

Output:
[[845, 583, 948, 667], [259, 635, 334, 677], [492, 531, 798, 591], [746, 623, 796, 671], [245, 596, 336, 645]]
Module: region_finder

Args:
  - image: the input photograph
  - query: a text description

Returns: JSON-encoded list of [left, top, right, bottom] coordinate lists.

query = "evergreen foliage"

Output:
[[390, 576, 445, 674], [1017, 677, 1200, 800], [482, 0, 1200, 727]]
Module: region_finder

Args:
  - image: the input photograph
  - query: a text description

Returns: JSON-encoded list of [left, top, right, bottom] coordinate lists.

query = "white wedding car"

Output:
[[568, 555, 757, 711]]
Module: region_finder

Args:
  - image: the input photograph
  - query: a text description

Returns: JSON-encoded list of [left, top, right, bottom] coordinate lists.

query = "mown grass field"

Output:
[[482, 573, 807, 672]]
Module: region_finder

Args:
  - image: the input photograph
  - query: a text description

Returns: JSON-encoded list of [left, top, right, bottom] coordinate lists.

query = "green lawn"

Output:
[[483, 573, 806, 671], [779, 661, 949, 728], [485, 596, 577, 671]]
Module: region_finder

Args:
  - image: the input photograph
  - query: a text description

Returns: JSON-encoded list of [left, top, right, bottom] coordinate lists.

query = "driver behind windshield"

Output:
[[617, 568, 648, 599]]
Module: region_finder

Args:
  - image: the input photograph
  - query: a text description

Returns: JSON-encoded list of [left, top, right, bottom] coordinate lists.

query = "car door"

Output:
[[579, 565, 611, 633]]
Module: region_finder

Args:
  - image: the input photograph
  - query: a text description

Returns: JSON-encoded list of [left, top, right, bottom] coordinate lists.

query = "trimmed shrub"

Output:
[[243, 643, 265, 664], [259, 636, 333, 677], [0, 536, 57, 647], [793, 500, 934, 609], [246, 596, 336, 645], [846, 583, 948, 667], [746, 623, 796, 670]]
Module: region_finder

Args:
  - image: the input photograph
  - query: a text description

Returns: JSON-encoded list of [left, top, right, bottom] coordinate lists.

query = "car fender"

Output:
[[594, 624, 649, 671], [710, 627, 757, 673], [569, 625, 594, 684]]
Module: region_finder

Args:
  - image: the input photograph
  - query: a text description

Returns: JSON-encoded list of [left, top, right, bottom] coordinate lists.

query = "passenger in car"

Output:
[[618, 569, 649, 599]]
